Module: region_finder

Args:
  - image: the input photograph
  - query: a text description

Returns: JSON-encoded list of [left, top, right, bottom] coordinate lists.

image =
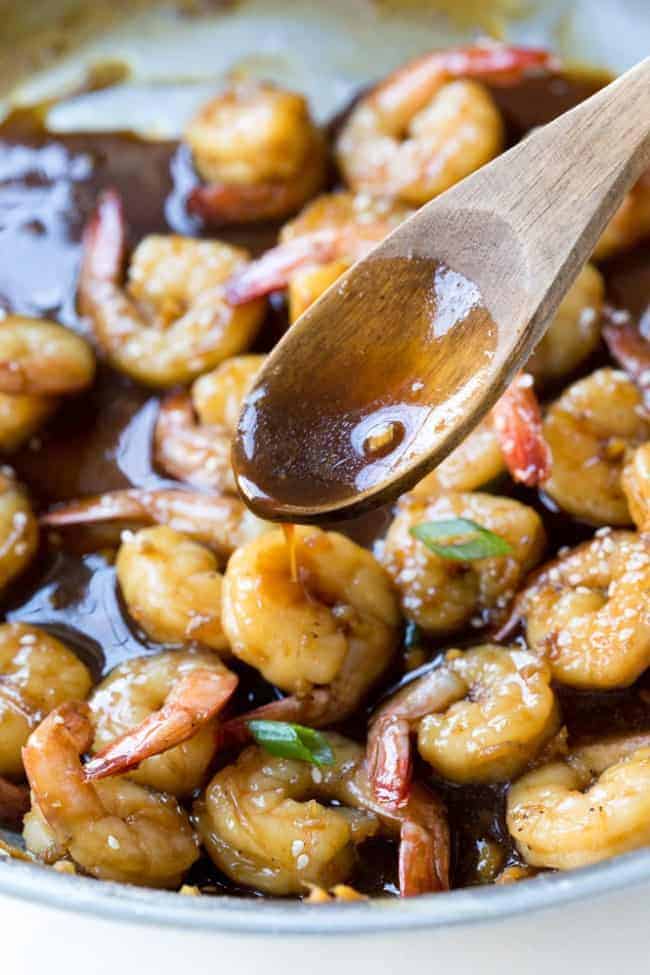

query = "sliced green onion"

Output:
[[410, 518, 512, 561], [247, 720, 335, 767]]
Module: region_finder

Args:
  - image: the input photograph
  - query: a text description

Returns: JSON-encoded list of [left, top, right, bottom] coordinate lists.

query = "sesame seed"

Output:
[[107, 835, 120, 850], [296, 854, 309, 871]]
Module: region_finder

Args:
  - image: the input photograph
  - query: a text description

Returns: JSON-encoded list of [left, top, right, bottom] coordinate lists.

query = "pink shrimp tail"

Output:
[[225, 230, 345, 305], [79, 187, 126, 289], [188, 181, 297, 227], [367, 715, 413, 807], [439, 43, 559, 86], [603, 319, 650, 409], [220, 690, 334, 749], [492, 374, 551, 486], [84, 669, 238, 781], [398, 815, 449, 897]]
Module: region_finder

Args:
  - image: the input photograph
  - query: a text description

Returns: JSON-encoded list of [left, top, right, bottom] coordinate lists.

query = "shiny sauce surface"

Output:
[[234, 258, 497, 517], [1, 68, 650, 894]]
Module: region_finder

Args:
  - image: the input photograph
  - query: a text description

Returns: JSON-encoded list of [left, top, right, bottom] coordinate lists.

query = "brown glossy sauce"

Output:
[[234, 258, 497, 517], [1, 66, 649, 894]]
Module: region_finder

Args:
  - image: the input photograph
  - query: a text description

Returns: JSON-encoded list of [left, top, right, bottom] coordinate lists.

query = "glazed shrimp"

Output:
[[592, 170, 650, 260], [22, 703, 199, 887], [41, 487, 269, 563], [78, 188, 265, 387], [85, 650, 237, 796], [116, 526, 228, 650], [336, 43, 556, 205], [194, 732, 449, 897], [526, 264, 604, 385], [506, 531, 650, 689], [411, 414, 505, 498], [0, 622, 92, 782], [0, 394, 55, 451], [185, 79, 327, 226], [0, 469, 38, 591], [0, 316, 95, 395], [542, 368, 650, 525], [221, 526, 400, 730], [153, 355, 264, 491], [507, 735, 650, 870], [368, 645, 559, 805], [622, 443, 650, 531], [225, 191, 413, 307], [382, 491, 545, 636]]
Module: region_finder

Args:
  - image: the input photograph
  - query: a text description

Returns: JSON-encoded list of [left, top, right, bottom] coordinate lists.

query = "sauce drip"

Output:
[[234, 259, 497, 519]]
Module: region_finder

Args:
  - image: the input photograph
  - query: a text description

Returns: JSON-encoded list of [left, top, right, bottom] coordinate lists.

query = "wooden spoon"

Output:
[[233, 57, 650, 523]]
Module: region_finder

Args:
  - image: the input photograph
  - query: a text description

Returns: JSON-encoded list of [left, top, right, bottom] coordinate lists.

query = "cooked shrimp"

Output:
[[527, 264, 604, 385], [194, 732, 449, 897], [0, 315, 95, 395], [412, 374, 550, 497], [336, 43, 555, 205], [0, 622, 92, 782], [382, 491, 545, 636], [622, 443, 650, 531], [22, 703, 199, 887], [185, 79, 327, 225], [116, 526, 228, 650], [0, 394, 55, 452], [603, 315, 650, 410], [225, 191, 413, 306], [153, 355, 264, 491], [85, 650, 237, 795], [368, 645, 559, 805], [592, 170, 650, 260], [507, 735, 650, 870], [0, 469, 38, 591], [41, 487, 269, 564], [543, 368, 650, 525], [78, 188, 265, 387], [508, 531, 650, 689], [221, 526, 399, 730]]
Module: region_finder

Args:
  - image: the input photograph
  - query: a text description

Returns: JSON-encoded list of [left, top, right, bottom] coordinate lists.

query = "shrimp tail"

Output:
[[188, 181, 302, 227], [492, 373, 551, 486], [603, 319, 650, 410], [367, 715, 413, 806], [41, 490, 149, 527], [398, 812, 449, 897], [225, 230, 344, 304], [84, 669, 238, 781], [79, 187, 126, 293], [219, 689, 336, 748], [0, 775, 30, 827]]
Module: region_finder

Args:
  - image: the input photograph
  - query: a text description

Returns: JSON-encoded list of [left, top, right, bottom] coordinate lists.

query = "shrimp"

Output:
[[507, 531, 650, 689], [542, 368, 650, 525], [412, 374, 550, 497], [22, 703, 199, 887], [603, 315, 650, 410], [85, 650, 237, 796], [0, 315, 95, 395], [526, 264, 604, 385], [116, 526, 228, 650], [225, 191, 413, 307], [153, 355, 264, 491], [368, 645, 559, 805], [185, 79, 327, 225], [382, 491, 545, 636], [592, 170, 650, 261], [194, 732, 449, 897], [507, 735, 650, 871], [0, 622, 92, 782], [336, 43, 556, 205], [41, 487, 269, 564], [78, 188, 265, 387], [221, 526, 399, 731], [0, 469, 38, 592], [622, 442, 650, 531]]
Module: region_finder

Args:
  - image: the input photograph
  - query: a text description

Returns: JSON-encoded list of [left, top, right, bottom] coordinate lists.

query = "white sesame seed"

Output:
[[291, 840, 304, 857], [107, 835, 120, 850], [296, 854, 309, 871]]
